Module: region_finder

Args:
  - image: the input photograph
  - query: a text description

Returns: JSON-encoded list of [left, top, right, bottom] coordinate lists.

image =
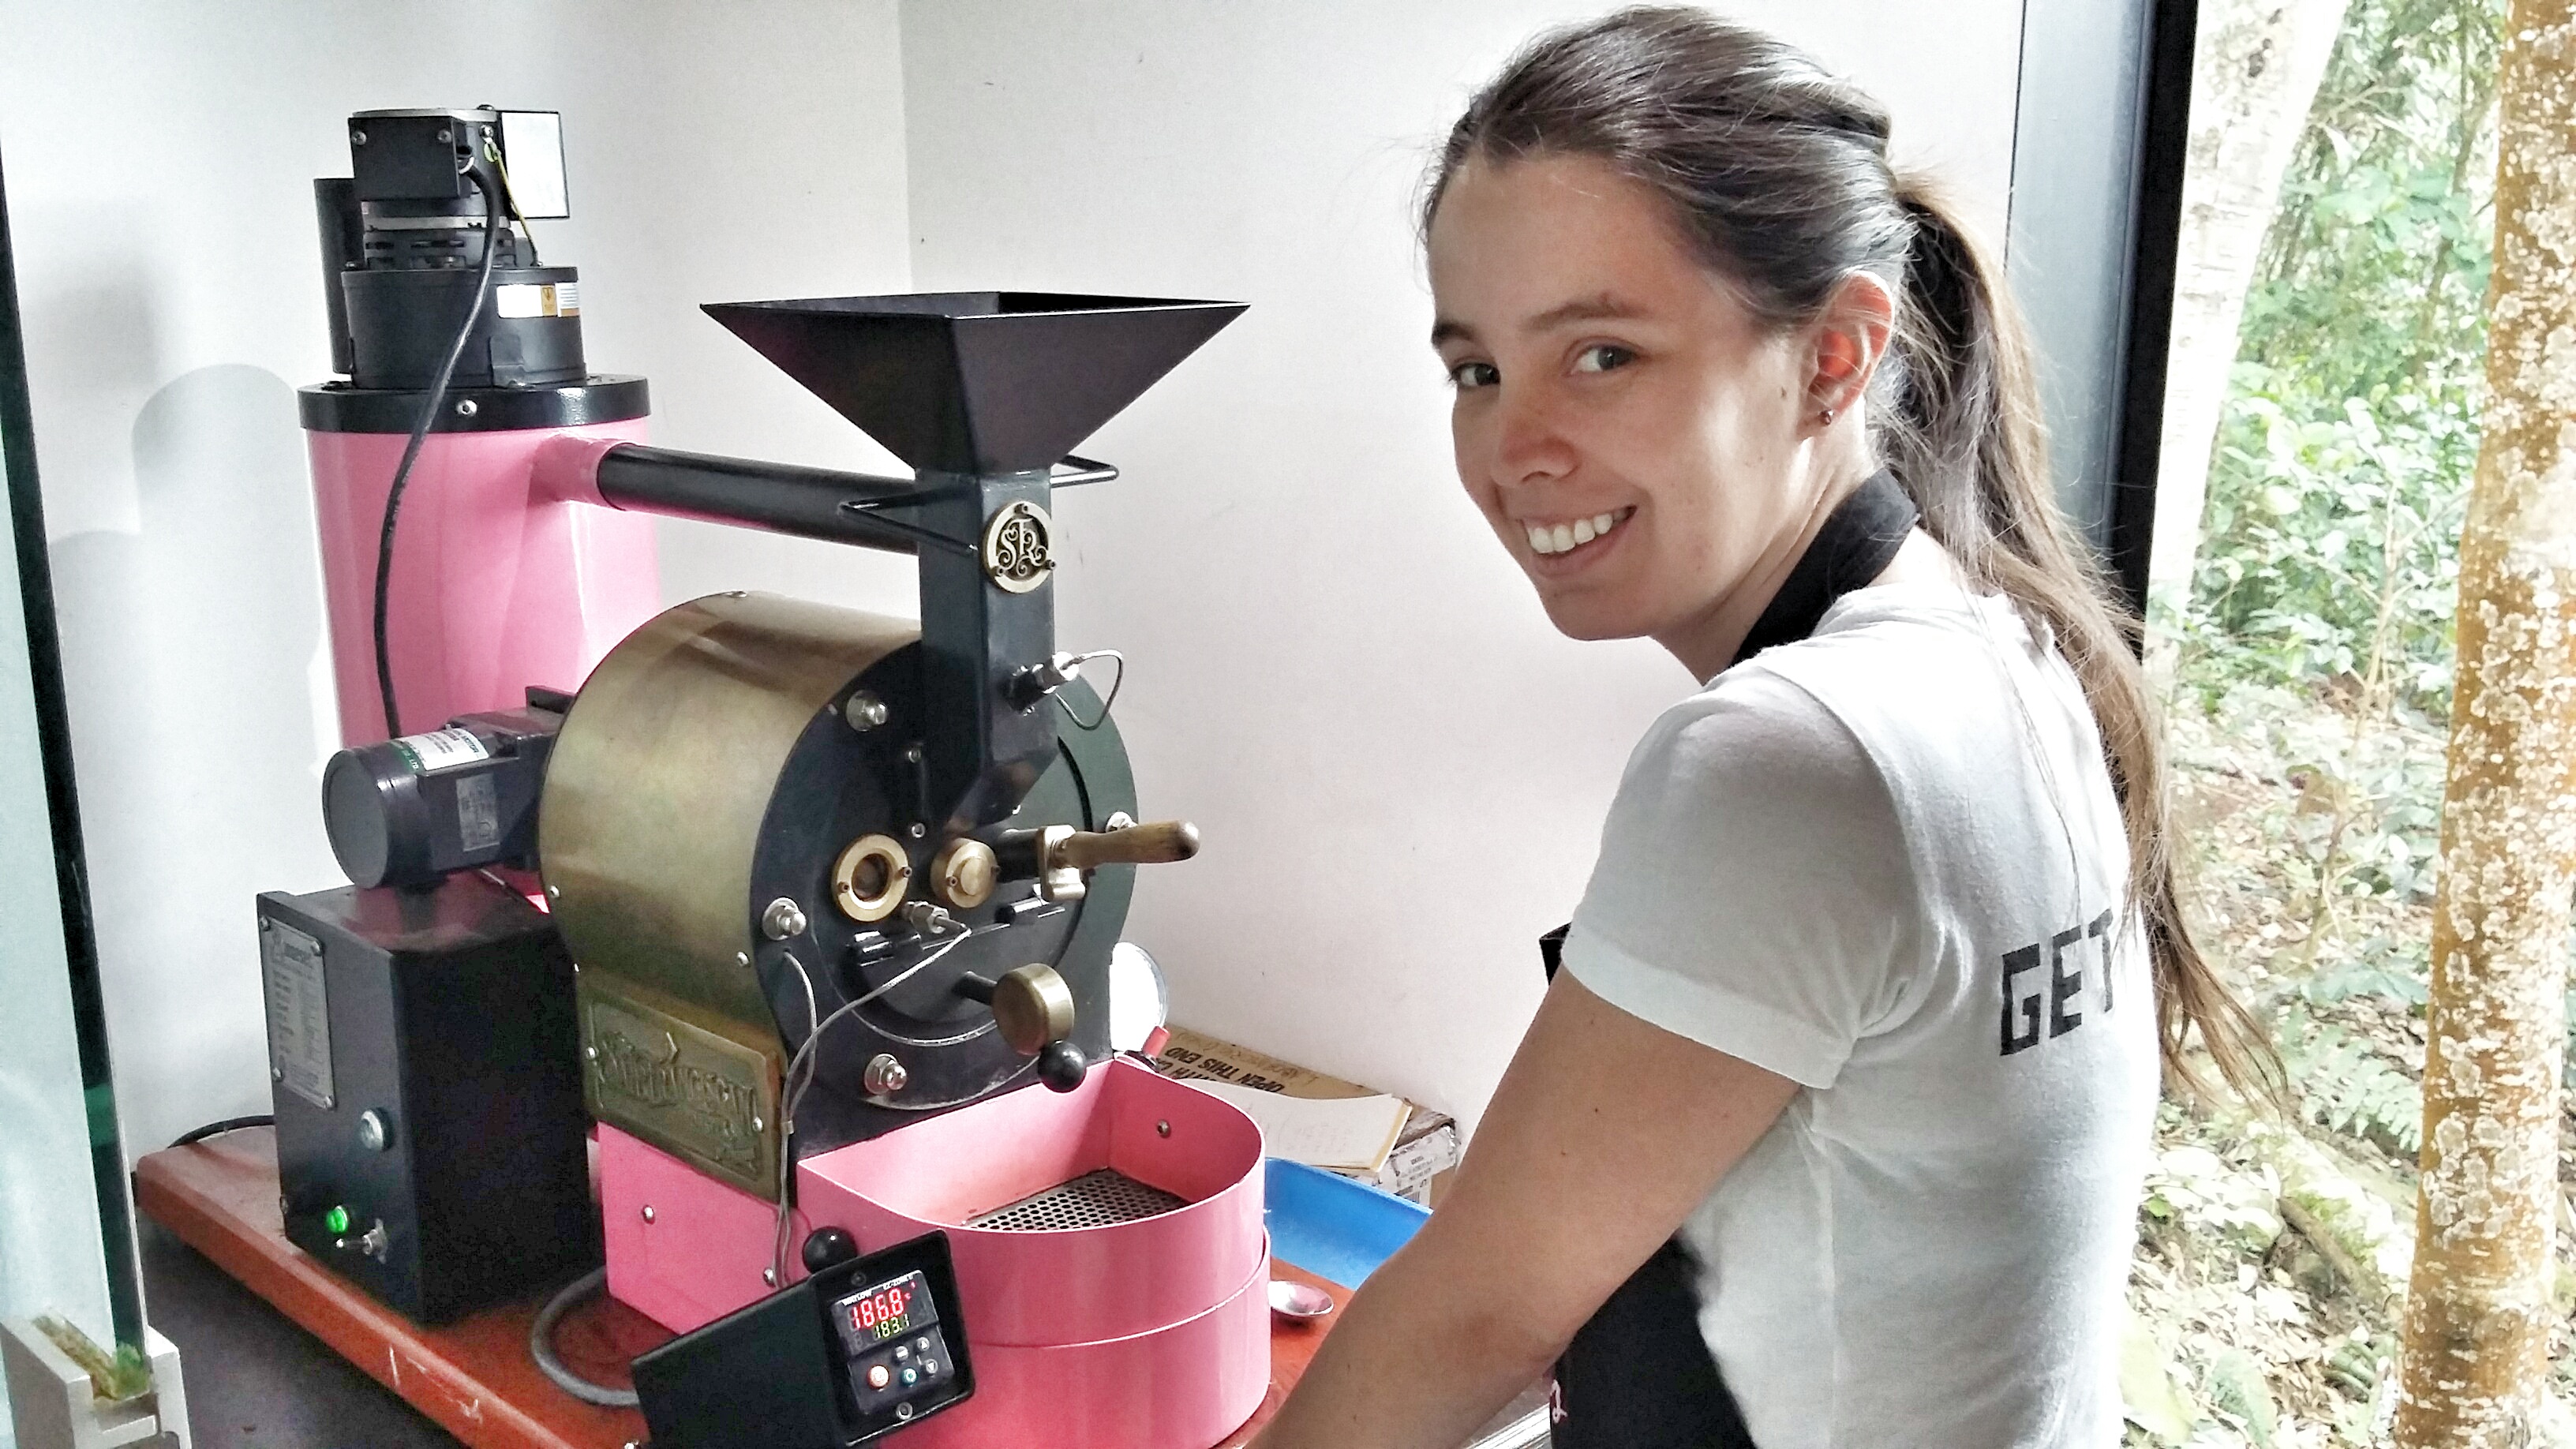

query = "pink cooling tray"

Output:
[[601, 1058, 1271, 1449]]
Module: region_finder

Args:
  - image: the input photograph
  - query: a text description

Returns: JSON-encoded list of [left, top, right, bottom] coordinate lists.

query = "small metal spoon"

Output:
[[1267, 1278, 1335, 1323]]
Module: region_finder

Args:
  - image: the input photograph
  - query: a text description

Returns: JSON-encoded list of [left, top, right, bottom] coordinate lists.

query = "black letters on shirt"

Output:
[[2048, 923, 2086, 1038], [2000, 945, 2042, 1054], [2001, 908, 2117, 1057]]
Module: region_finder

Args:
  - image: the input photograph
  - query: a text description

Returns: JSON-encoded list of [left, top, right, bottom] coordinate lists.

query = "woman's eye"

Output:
[[1448, 361, 1500, 389], [1572, 344, 1635, 375]]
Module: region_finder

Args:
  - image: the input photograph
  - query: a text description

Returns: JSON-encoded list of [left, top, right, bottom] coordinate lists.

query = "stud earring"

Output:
[[1818, 405, 1837, 425]]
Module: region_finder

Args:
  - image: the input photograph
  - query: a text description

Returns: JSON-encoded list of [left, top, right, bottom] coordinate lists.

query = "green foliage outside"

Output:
[[2130, 0, 2576, 1440], [2159, 0, 2514, 1161], [2170, 0, 2497, 719]]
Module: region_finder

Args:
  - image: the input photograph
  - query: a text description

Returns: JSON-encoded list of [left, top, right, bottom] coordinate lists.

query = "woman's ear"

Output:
[[1806, 271, 1896, 425]]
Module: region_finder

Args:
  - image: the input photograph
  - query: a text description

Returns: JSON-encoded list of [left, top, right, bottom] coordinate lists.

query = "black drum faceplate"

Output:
[[745, 647, 1134, 1160]]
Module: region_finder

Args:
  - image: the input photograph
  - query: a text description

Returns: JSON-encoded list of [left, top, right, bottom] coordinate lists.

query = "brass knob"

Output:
[[954, 964, 1076, 1057], [931, 838, 998, 910], [829, 835, 912, 923]]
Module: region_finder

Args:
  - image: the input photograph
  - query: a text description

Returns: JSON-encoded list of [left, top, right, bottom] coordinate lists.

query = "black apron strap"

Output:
[[1543, 470, 1916, 1449], [1735, 469, 1919, 661]]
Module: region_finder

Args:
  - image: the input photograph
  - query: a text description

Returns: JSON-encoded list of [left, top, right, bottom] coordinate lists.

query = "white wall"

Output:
[[0, 0, 916, 1155], [897, 2, 2027, 1132]]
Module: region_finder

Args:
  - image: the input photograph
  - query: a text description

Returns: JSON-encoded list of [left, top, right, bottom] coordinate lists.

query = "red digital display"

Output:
[[844, 1272, 925, 1342]]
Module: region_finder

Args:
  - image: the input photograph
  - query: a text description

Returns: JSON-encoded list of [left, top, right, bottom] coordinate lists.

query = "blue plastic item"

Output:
[[1263, 1158, 1430, 1290]]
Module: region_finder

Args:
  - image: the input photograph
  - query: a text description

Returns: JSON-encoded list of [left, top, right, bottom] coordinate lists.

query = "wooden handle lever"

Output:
[[1047, 820, 1202, 873]]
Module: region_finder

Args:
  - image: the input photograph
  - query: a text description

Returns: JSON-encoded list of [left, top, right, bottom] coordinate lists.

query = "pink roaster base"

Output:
[[597, 1125, 806, 1336], [305, 420, 658, 746], [601, 1061, 1271, 1449]]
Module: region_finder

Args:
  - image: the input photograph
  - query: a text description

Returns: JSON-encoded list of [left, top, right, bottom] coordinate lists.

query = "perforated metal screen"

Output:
[[967, 1168, 1187, 1232]]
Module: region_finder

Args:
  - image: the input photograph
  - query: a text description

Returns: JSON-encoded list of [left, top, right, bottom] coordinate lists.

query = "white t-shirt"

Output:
[[1563, 582, 2158, 1449]]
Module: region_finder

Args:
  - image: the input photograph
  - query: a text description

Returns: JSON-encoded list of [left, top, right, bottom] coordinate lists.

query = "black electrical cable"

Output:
[[371, 166, 507, 738], [530, 1267, 639, 1408], [169, 1115, 273, 1149]]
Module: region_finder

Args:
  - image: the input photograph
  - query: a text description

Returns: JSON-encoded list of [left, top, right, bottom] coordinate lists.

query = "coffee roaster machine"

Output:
[[245, 108, 1271, 1447]]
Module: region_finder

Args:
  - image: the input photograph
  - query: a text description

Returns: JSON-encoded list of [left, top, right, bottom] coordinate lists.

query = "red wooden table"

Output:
[[134, 1129, 1342, 1449]]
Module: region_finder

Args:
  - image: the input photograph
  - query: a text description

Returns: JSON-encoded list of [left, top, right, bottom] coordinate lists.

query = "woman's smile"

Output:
[[1522, 505, 1638, 571]]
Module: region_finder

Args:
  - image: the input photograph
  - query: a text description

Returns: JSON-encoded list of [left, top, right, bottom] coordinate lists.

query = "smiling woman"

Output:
[[1250, 9, 2278, 1449], [1425, 153, 1907, 678]]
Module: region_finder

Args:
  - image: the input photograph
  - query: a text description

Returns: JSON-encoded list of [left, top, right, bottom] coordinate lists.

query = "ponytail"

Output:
[[1428, 6, 2286, 1106], [1885, 181, 2286, 1106]]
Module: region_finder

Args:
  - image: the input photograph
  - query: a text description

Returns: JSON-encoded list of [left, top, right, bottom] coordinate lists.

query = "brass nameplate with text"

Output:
[[578, 972, 781, 1200]]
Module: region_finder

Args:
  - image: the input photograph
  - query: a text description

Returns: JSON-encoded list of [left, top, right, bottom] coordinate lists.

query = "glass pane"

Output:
[[0, 401, 116, 1449]]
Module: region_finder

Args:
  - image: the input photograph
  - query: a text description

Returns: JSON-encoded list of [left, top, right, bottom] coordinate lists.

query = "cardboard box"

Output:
[[1150, 1025, 1460, 1206]]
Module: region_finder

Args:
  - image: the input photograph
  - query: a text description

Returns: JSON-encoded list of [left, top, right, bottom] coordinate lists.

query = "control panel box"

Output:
[[256, 874, 597, 1323], [633, 1232, 973, 1447]]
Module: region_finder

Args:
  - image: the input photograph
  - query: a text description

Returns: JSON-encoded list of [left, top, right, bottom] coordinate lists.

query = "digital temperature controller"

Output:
[[836, 1271, 935, 1343], [633, 1229, 970, 1448]]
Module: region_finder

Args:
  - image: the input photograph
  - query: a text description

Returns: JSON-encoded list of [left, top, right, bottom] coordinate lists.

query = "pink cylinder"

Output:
[[600, 1065, 1271, 1447], [305, 419, 659, 745], [891, 1245, 1272, 1449], [796, 1060, 1271, 1449]]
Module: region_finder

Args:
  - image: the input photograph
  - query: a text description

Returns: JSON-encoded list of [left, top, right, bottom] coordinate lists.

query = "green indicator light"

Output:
[[324, 1205, 350, 1235]]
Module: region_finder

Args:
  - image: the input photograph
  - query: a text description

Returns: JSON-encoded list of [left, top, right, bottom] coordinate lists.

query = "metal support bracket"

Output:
[[1, 1316, 191, 1449]]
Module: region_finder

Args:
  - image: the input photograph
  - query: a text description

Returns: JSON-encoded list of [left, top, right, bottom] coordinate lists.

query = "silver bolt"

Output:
[[843, 691, 889, 732], [435, 128, 451, 142], [762, 897, 809, 940], [271, 1066, 284, 1082], [1156, 1119, 1171, 1137], [350, 129, 368, 146], [735, 950, 751, 968], [863, 1054, 910, 1095], [903, 743, 924, 765], [751, 1115, 765, 1131], [455, 399, 478, 417], [357, 1110, 391, 1152], [908, 822, 927, 840], [641, 1204, 656, 1223], [763, 1267, 778, 1286], [545, 884, 560, 899], [585, 1046, 598, 1061]]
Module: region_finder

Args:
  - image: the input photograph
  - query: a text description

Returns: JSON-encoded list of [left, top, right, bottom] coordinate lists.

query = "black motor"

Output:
[[316, 107, 586, 390]]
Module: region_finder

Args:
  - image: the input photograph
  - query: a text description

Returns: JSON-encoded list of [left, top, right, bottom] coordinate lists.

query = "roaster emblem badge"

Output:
[[982, 500, 1056, 594], [575, 975, 781, 1196]]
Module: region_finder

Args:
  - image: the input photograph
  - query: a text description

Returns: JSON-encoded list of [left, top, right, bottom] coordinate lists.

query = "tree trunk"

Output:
[[2394, 3, 2576, 1442], [2148, 0, 2351, 613]]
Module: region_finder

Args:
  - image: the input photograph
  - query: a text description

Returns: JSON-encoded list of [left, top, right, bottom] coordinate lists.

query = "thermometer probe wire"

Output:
[[770, 925, 974, 1286]]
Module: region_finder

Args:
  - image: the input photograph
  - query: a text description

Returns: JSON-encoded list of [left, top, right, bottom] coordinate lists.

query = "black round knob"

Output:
[[800, 1226, 859, 1275], [1036, 1039, 1088, 1094]]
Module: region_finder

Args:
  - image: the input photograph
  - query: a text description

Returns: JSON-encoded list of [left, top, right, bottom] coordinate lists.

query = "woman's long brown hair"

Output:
[[1427, 6, 2283, 1103]]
